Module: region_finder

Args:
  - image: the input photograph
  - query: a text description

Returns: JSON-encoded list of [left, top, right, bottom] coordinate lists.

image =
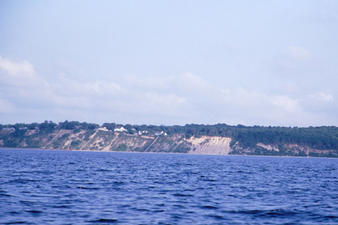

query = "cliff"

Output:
[[1, 121, 337, 157]]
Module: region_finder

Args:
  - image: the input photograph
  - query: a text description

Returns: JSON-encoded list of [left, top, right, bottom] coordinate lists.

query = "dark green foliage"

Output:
[[1, 121, 338, 152], [70, 140, 81, 148], [58, 121, 99, 130], [39, 121, 57, 133], [229, 126, 338, 150], [102, 123, 117, 131], [58, 121, 78, 130], [116, 144, 127, 151]]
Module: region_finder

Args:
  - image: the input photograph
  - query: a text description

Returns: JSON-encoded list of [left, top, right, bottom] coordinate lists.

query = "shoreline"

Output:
[[1, 147, 337, 159]]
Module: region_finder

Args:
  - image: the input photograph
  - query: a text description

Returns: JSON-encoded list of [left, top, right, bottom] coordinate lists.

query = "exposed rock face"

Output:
[[0, 127, 192, 153], [0, 126, 233, 155], [186, 136, 232, 155], [256, 143, 279, 152], [1, 125, 338, 157]]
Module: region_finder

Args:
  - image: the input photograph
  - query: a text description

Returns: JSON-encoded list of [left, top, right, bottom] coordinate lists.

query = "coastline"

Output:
[[1, 147, 337, 159]]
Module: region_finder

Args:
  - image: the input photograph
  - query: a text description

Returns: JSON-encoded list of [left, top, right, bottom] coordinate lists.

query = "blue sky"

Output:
[[1, 0, 338, 126]]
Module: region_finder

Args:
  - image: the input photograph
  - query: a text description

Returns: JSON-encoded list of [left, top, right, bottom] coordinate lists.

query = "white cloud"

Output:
[[0, 56, 35, 75], [54, 75, 124, 97], [309, 92, 334, 102], [120, 72, 209, 95], [288, 46, 311, 61], [0, 56, 46, 88], [270, 95, 301, 113], [220, 88, 302, 114], [144, 92, 187, 109], [0, 56, 337, 126], [178, 72, 208, 89]]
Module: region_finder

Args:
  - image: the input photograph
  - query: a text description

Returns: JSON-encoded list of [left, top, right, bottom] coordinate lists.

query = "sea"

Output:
[[0, 149, 337, 225]]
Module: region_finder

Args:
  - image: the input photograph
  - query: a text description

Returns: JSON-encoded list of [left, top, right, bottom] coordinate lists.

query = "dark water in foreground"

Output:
[[0, 149, 337, 225]]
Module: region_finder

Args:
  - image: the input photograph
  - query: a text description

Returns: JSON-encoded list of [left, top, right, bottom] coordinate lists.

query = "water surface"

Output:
[[0, 149, 337, 224]]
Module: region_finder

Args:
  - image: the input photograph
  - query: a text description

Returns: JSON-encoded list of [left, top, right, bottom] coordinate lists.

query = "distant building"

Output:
[[154, 131, 167, 136], [114, 127, 127, 132], [138, 130, 149, 135], [97, 127, 109, 132]]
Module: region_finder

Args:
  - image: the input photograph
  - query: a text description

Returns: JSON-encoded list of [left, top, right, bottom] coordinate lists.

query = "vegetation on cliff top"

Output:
[[1, 121, 338, 151]]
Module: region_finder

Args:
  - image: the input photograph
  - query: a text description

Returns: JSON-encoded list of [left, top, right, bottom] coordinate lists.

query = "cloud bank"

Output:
[[0, 56, 336, 126]]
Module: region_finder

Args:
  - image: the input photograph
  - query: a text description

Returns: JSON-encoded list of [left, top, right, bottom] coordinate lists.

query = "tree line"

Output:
[[1, 121, 338, 150]]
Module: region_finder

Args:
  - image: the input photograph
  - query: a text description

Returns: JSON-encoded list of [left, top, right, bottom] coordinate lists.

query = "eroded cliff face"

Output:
[[1, 126, 337, 157], [0, 127, 192, 153], [186, 136, 232, 155], [0, 126, 233, 154]]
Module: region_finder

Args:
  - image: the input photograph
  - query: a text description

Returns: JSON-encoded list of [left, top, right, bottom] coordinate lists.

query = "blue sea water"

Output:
[[0, 149, 337, 225]]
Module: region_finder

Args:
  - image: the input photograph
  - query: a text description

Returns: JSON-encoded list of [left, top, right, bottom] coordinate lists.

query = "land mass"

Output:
[[1, 121, 338, 157]]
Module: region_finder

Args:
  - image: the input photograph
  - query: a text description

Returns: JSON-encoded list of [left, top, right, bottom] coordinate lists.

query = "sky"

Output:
[[0, 0, 338, 126]]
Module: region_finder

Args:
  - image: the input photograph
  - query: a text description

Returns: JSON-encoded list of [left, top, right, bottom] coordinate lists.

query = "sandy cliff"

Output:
[[186, 136, 232, 155], [1, 124, 337, 157]]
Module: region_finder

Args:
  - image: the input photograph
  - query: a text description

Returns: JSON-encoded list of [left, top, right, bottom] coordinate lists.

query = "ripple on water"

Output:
[[87, 218, 118, 223], [0, 149, 337, 224]]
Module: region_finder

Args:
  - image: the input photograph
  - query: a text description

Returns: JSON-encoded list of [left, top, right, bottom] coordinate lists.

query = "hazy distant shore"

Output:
[[1, 121, 338, 158], [2, 147, 337, 159]]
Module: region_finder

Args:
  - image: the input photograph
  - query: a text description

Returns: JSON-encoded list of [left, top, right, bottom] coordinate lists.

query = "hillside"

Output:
[[1, 121, 338, 157]]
